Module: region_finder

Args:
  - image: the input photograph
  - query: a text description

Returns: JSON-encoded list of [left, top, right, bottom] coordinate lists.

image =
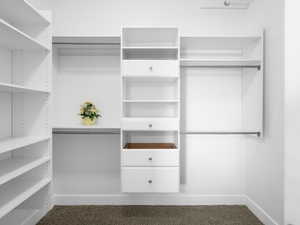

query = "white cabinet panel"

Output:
[[121, 167, 179, 193], [122, 118, 179, 131], [123, 60, 179, 77], [122, 149, 179, 167]]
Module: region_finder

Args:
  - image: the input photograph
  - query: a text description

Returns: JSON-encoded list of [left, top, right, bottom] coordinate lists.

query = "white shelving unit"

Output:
[[0, 2, 52, 224], [121, 28, 180, 193], [0, 19, 49, 51]]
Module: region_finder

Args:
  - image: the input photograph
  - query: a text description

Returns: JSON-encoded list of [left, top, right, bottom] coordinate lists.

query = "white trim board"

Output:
[[54, 194, 245, 205], [245, 196, 279, 225]]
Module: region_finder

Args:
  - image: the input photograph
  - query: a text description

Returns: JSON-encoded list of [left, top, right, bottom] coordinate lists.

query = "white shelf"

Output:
[[0, 157, 50, 186], [180, 58, 261, 68], [122, 76, 179, 81], [123, 99, 179, 103], [123, 46, 178, 50], [0, 19, 49, 51], [0, 136, 51, 155], [0, 0, 50, 27], [0, 178, 51, 219], [53, 126, 120, 134], [0, 82, 50, 94]]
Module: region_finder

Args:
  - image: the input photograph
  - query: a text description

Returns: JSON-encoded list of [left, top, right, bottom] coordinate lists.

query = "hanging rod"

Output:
[[52, 129, 260, 136], [53, 42, 120, 46], [182, 131, 260, 136], [53, 131, 120, 135], [180, 65, 261, 70]]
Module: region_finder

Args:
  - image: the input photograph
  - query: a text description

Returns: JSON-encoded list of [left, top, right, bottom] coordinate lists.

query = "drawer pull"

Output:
[[148, 157, 152, 161], [148, 180, 152, 184], [149, 66, 153, 71], [148, 124, 153, 128]]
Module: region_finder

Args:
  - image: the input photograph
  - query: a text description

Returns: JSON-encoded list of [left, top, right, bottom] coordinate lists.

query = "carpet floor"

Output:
[[37, 205, 264, 225]]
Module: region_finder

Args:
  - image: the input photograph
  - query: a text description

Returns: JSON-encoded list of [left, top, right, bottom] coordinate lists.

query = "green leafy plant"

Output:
[[79, 101, 101, 120]]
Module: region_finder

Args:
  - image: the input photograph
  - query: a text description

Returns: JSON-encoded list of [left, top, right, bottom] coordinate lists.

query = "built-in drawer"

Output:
[[121, 167, 179, 193], [122, 118, 179, 131], [123, 60, 179, 77], [122, 149, 179, 167]]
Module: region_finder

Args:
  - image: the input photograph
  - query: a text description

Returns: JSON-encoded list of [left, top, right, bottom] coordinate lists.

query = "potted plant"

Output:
[[79, 102, 101, 125]]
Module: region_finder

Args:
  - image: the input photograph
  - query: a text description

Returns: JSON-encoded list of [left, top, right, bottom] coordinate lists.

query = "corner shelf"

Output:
[[0, 157, 50, 186], [0, 19, 49, 51], [0, 136, 51, 155], [0, 178, 51, 220], [0, 0, 50, 27], [0, 82, 50, 94]]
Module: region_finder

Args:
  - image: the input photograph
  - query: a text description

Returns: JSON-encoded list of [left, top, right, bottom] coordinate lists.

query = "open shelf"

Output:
[[0, 0, 50, 27], [0, 136, 50, 155], [0, 82, 50, 94], [0, 178, 51, 219], [122, 28, 178, 47], [0, 157, 50, 186], [0, 19, 49, 51], [180, 58, 261, 68], [124, 143, 177, 149]]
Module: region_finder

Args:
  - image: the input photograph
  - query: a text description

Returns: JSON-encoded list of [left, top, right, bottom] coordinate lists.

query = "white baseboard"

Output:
[[244, 195, 279, 225], [54, 193, 245, 205]]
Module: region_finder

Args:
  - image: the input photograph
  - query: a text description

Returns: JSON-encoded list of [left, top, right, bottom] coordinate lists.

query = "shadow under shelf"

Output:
[[124, 143, 177, 149]]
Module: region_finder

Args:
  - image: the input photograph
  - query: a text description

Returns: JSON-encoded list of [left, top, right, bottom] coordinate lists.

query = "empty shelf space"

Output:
[[0, 178, 51, 219], [180, 58, 261, 68], [0, 0, 50, 27], [0, 157, 50, 186], [0, 136, 51, 155], [124, 143, 177, 149], [54, 172, 120, 195], [0, 82, 50, 94], [0, 19, 49, 51]]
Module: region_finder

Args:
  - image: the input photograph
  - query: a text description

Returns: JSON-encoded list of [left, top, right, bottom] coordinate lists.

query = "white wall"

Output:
[[243, 1, 284, 224], [30, 0, 284, 224], [285, 1, 300, 225]]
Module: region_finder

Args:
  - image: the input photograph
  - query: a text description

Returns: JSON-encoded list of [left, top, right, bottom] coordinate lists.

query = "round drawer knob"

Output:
[[224, 0, 230, 6], [148, 157, 152, 161], [149, 66, 153, 71], [148, 180, 152, 184], [148, 124, 153, 128]]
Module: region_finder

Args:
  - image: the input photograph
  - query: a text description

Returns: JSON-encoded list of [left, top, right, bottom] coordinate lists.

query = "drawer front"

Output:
[[122, 149, 179, 166], [123, 60, 179, 77], [121, 167, 179, 193], [122, 118, 179, 131]]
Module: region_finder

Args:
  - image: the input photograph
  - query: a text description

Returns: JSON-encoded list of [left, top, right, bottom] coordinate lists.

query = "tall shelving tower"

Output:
[[121, 28, 180, 192]]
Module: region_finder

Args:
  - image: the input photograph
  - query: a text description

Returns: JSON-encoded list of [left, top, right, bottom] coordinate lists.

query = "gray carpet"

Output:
[[37, 205, 264, 225]]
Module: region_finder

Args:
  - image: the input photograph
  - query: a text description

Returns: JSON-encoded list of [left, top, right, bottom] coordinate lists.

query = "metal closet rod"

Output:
[[53, 42, 120, 45], [52, 130, 260, 136]]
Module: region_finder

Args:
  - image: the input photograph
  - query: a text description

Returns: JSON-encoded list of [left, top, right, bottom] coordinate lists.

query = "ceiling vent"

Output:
[[200, 0, 252, 9]]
